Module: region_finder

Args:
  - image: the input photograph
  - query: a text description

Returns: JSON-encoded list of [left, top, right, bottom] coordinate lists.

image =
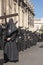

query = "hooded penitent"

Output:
[[4, 18, 19, 62]]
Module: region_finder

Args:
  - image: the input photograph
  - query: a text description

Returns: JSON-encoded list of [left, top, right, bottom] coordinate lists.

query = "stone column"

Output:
[[11, 0, 16, 22], [18, 5, 20, 27], [0, 0, 2, 24], [5, 0, 10, 22], [0, 0, 2, 16], [32, 14, 34, 27], [1, 0, 6, 23], [16, 0, 19, 28], [24, 7, 27, 29], [24, 10, 26, 29], [22, 8, 25, 29], [26, 9, 29, 28], [23, 8, 25, 29], [20, 2, 22, 27], [28, 10, 30, 28]]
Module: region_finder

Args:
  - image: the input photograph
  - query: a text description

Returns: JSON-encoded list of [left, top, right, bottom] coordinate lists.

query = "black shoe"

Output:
[[4, 60, 8, 63], [14, 60, 19, 63], [4, 60, 7, 63], [10, 60, 19, 63]]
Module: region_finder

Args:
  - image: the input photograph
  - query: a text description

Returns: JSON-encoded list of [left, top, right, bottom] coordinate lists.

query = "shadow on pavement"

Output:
[[39, 45, 43, 48], [0, 59, 4, 65]]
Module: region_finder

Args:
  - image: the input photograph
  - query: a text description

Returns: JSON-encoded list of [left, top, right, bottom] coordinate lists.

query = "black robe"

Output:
[[4, 18, 19, 62], [0, 25, 2, 50]]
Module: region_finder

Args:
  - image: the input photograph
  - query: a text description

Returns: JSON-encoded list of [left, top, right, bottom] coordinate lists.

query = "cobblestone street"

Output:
[[0, 42, 43, 65]]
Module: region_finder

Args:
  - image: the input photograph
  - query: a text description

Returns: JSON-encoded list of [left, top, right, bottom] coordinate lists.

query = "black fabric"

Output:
[[4, 18, 19, 62], [7, 19, 17, 36], [0, 25, 2, 50]]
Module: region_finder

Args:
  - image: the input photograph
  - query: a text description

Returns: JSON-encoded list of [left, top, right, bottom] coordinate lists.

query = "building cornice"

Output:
[[13, 0, 35, 16], [27, 7, 35, 16], [20, 0, 35, 16]]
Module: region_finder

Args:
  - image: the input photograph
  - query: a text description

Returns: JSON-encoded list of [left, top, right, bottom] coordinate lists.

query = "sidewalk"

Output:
[[0, 42, 43, 65]]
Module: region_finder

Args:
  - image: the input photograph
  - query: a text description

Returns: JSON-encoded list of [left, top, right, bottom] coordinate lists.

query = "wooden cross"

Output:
[[0, 13, 18, 25], [0, 13, 18, 19], [0, 13, 18, 28]]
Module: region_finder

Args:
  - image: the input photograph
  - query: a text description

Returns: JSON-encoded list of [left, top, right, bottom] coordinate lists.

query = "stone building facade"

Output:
[[34, 18, 43, 32], [0, 0, 34, 30]]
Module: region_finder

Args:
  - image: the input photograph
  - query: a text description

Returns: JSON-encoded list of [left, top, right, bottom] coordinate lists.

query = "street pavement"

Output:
[[0, 42, 43, 65]]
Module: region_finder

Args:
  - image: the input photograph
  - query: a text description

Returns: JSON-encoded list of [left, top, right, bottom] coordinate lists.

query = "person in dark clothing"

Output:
[[0, 25, 2, 50], [4, 18, 19, 63]]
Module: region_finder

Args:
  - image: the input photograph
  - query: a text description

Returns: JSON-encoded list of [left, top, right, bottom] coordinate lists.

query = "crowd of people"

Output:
[[0, 18, 38, 63]]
